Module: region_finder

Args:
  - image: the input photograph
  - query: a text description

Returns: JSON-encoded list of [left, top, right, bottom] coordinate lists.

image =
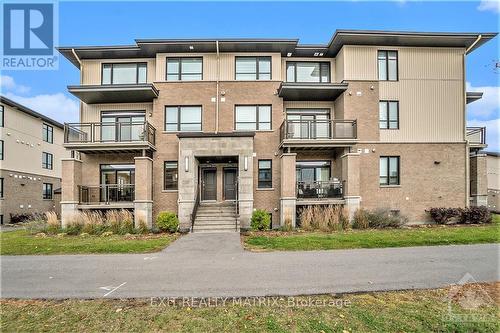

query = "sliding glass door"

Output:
[[286, 109, 330, 139], [100, 111, 145, 142], [100, 164, 135, 202]]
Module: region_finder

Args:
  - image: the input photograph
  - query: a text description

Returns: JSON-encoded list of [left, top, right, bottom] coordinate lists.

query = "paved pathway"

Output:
[[1, 233, 499, 299]]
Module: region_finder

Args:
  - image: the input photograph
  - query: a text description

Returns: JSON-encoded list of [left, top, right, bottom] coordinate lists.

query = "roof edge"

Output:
[[0, 95, 64, 129]]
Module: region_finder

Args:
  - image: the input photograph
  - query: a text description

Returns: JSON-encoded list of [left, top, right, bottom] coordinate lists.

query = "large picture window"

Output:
[[258, 160, 272, 188], [379, 101, 399, 129], [235, 57, 271, 80], [378, 51, 398, 81], [166, 58, 203, 81], [286, 62, 330, 83], [235, 105, 271, 131], [42, 183, 53, 200], [42, 123, 53, 143], [380, 156, 400, 186], [165, 106, 202, 132], [164, 161, 178, 190], [42, 152, 53, 170], [102, 63, 147, 85]]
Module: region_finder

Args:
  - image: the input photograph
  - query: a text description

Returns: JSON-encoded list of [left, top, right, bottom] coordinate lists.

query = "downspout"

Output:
[[72, 48, 83, 161], [215, 40, 220, 134], [462, 35, 482, 207]]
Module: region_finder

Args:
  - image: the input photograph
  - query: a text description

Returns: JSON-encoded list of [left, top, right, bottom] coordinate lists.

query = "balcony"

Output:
[[68, 84, 159, 104], [64, 121, 156, 153], [296, 180, 344, 204], [280, 119, 357, 149], [466, 127, 487, 149], [278, 82, 348, 101], [78, 184, 135, 209]]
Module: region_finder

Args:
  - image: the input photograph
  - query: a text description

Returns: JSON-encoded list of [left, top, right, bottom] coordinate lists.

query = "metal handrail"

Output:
[[78, 184, 135, 205], [296, 180, 343, 199], [190, 184, 200, 232], [235, 178, 239, 231], [64, 121, 156, 145], [466, 126, 486, 145], [280, 119, 357, 141]]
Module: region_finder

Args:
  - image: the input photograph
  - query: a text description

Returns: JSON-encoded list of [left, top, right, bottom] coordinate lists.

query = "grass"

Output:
[[243, 220, 500, 251], [0, 230, 179, 255], [1, 283, 498, 332]]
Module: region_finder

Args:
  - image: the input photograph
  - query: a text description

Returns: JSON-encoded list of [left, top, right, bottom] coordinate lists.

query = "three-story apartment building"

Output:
[[0, 96, 69, 224], [58, 30, 495, 231]]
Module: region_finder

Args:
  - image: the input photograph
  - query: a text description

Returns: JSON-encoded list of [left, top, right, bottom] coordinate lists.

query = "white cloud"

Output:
[[0, 75, 30, 94], [3, 92, 79, 124], [468, 118, 500, 152], [1, 75, 78, 123], [466, 82, 500, 119], [478, 0, 500, 13]]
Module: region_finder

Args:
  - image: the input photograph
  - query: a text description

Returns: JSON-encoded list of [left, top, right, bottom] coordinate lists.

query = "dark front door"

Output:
[[202, 169, 217, 201], [224, 168, 237, 200]]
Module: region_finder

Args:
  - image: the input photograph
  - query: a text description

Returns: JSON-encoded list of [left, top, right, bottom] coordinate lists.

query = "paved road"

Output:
[[1, 233, 499, 299]]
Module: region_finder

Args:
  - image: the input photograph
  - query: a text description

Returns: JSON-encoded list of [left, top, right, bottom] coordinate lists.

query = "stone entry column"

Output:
[[469, 153, 488, 207], [134, 157, 153, 228], [61, 157, 82, 227], [280, 153, 297, 227], [341, 152, 361, 220]]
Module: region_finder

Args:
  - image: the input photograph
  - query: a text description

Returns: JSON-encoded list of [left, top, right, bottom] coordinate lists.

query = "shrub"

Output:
[[156, 211, 179, 233], [352, 209, 369, 229], [65, 220, 84, 235], [137, 220, 149, 234], [10, 213, 45, 224], [250, 209, 271, 231], [24, 220, 48, 235], [459, 206, 492, 224], [427, 207, 461, 224], [81, 211, 106, 235], [299, 206, 313, 231], [45, 211, 60, 234], [366, 209, 407, 228]]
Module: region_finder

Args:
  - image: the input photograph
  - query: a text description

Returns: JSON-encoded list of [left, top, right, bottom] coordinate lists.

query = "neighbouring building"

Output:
[[57, 29, 496, 231], [0, 96, 69, 224], [485, 152, 500, 213]]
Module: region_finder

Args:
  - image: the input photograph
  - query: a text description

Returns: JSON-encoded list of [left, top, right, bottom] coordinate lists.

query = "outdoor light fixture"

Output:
[[185, 156, 189, 172], [244, 156, 248, 171]]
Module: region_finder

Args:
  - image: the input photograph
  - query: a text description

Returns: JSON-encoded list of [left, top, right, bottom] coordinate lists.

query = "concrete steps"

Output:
[[192, 202, 239, 233]]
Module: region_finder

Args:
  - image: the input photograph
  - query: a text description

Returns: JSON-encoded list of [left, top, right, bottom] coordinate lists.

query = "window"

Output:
[[0, 140, 3, 160], [165, 106, 202, 132], [286, 62, 330, 83], [0, 105, 4, 127], [296, 161, 331, 182], [380, 156, 400, 186], [42, 183, 53, 200], [42, 152, 53, 170], [166, 58, 202, 81], [378, 51, 398, 81], [42, 123, 53, 143], [164, 161, 178, 190], [258, 160, 272, 188], [102, 63, 147, 85], [0, 177, 3, 198], [235, 57, 271, 80], [379, 101, 399, 129], [235, 105, 271, 130]]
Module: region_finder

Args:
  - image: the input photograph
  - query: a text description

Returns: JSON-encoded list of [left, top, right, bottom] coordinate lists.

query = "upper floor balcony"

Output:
[[279, 119, 357, 149], [64, 121, 156, 153], [68, 83, 159, 104], [466, 126, 487, 150]]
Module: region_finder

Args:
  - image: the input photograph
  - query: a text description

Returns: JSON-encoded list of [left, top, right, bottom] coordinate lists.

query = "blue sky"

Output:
[[1, 0, 499, 150]]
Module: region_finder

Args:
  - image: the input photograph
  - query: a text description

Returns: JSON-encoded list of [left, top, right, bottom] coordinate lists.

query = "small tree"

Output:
[[250, 209, 271, 231], [156, 212, 179, 233]]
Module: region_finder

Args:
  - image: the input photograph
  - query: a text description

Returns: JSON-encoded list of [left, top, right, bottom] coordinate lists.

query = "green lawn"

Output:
[[1, 283, 498, 332], [243, 222, 500, 251], [0, 230, 179, 255]]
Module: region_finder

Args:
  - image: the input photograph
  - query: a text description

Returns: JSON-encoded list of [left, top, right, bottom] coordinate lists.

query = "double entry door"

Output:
[[101, 111, 145, 142], [201, 168, 237, 201]]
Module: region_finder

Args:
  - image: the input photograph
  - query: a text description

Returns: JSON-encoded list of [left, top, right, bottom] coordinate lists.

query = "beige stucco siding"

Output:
[[81, 58, 156, 85], [155, 53, 282, 82], [81, 102, 153, 123]]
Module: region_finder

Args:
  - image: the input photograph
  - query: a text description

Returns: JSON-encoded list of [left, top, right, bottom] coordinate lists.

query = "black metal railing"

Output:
[[235, 178, 239, 231], [466, 127, 486, 145], [296, 181, 342, 199], [78, 184, 135, 205], [280, 119, 357, 141], [65, 121, 156, 146], [190, 184, 201, 232]]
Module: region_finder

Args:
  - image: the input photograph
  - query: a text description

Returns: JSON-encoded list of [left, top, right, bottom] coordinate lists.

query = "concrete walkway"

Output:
[[1, 232, 499, 299]]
